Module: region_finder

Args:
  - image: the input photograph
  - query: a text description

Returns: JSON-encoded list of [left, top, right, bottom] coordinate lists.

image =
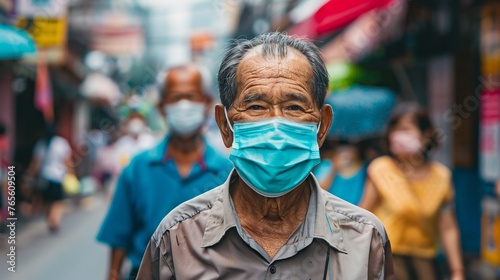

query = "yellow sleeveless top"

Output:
[[368, 156, 453, 258]]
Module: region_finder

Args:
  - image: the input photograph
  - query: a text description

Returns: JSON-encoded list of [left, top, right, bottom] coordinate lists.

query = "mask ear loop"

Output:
[[224, 106, 234, 133]]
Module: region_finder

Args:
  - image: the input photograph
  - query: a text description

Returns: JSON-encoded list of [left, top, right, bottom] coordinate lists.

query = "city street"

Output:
[[0, 0, 499, 279], [0, 196, 111, 280]]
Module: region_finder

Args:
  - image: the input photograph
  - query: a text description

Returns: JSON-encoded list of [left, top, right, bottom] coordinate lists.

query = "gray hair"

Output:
[[218, 32, 328, 109]]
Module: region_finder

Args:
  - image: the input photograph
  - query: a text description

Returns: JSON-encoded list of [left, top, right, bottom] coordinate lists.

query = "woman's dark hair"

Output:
[[384, 102, 439, 161]]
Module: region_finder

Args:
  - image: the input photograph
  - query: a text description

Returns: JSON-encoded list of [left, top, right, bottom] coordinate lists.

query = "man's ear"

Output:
[[214, 104, 233, 148], [317, 104, 333, 148]]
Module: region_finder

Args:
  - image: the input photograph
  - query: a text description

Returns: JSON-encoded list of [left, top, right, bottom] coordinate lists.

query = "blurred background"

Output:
[[0, 0, 499, 279]]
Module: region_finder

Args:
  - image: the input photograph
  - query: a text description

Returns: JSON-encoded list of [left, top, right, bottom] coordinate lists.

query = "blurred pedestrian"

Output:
[[97, 64, 232, 280], [26, 124, 73, 232], [313, 139, 368, 205], [115, 112, 157, 171], [359, 102, 464, 280], [92, 127, 120, 193], [137, 32, 393, 279], [97, 112, 157, 197]]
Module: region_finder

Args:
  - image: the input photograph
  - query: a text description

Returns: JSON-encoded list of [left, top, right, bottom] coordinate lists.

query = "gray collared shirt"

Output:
[[137, 170, 394, 280]]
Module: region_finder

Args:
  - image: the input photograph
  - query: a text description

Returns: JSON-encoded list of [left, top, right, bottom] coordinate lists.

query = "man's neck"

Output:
[[169, 134, 202, 154], [167, 134, 204, 172], [167, 135, 205, 163], [231, 176, 311, 259]]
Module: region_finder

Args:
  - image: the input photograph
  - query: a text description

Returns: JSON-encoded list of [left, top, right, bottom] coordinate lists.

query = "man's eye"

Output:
[[249, 105, 264, 110], [288, 105, 302, 111]]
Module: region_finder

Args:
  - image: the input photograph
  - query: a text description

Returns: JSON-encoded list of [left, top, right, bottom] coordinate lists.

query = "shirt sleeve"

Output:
[[96, 163, 136, 250], [383, 240, 395, 279], [136, 234, 175, 280], [368, 227, 395, 279]]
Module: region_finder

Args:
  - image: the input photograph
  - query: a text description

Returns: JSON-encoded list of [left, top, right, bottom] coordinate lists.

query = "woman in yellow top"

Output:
[[360, 103, 464, 280]]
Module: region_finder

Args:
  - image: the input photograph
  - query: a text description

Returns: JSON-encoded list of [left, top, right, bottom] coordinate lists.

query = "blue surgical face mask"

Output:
[[225, 108, 321, 197], [164, 100, 205, 137]]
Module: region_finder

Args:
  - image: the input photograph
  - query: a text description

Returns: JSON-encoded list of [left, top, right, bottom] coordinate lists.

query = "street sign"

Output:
[[16, 17, 66, 48]]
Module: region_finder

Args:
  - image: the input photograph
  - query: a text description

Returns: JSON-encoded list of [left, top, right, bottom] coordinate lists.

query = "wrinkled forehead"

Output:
[[162, 66, 205, 102], [166, 67, 202, 86], [236, 45, 313, 81]]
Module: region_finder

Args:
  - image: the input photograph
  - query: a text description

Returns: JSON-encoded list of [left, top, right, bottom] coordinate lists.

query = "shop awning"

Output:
[[0, 24, 36, 60], [288, 0, 394, 39]]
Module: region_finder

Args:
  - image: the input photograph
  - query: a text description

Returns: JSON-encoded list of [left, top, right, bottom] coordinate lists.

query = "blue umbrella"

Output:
[[326, 85, 397, 139], [0, 24, 36, 60]]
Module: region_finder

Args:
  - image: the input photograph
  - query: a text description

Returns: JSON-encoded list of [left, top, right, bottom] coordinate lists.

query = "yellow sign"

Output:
[[16, 17, 67, 48]]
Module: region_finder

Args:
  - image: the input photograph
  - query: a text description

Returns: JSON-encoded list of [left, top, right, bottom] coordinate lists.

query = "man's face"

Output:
[[215, 47, 333, 148], [160, 68, 205, 108]]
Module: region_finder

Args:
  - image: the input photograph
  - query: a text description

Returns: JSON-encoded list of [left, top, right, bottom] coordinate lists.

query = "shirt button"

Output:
[[270, 265, 277, 274]]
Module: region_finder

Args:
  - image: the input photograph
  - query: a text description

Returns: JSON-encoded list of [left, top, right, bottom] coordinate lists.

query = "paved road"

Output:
[[0, 196, 114, 280]]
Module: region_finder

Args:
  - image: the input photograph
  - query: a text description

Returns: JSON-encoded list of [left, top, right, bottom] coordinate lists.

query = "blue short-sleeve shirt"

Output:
[[96, 136, 232, 268]]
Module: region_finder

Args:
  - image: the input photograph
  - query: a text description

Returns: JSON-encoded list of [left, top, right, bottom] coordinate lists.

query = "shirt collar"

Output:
[[201, 170, 348, 254], [162, 146, 207, 171], [146, 136, 170, 164]]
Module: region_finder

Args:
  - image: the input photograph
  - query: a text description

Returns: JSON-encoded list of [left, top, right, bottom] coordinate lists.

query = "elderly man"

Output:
[[97, 65, 232, 280], [136, 33, 394, 279]]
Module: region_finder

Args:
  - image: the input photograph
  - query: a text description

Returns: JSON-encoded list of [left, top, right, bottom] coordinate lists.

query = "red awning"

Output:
[[288, 0, 394, 39]]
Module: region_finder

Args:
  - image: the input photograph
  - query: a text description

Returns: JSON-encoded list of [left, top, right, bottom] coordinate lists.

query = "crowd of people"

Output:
[[3, 32, 499, 280]]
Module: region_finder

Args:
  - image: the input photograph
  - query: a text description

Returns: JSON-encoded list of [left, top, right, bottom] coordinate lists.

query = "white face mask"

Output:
[[389, 131, 423, 156], [164, 100, 205, 137], [128, 119, 145, 136]]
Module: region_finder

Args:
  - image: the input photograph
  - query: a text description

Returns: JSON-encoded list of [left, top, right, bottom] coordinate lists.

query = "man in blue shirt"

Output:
[[97, 65, 232, 280]]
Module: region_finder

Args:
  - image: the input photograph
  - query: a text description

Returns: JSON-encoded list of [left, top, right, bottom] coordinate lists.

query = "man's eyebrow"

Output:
[[242, 92, 268, 104], [282, 92, 309, 104]]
